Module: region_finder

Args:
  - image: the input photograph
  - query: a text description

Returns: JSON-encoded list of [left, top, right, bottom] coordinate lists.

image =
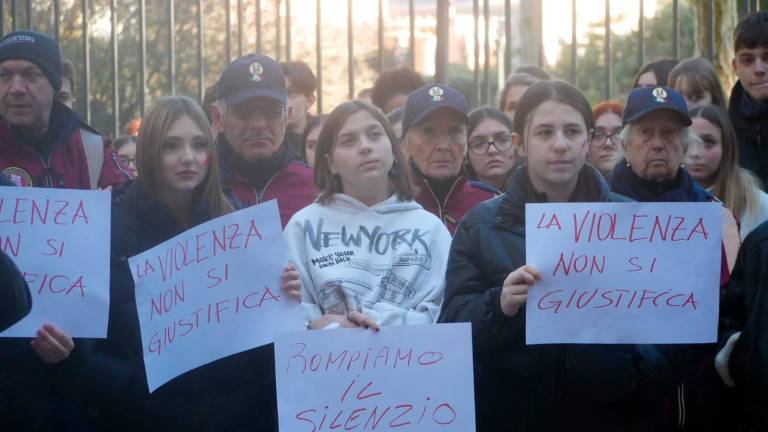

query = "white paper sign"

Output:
[[525, 202, 722, 344], [274, 323, 476, 432], [0, 186, 111, 337], [129, 200, 305, 392]]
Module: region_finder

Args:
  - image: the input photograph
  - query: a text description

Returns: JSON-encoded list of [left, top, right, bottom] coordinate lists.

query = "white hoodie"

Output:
[[284, 194, 452, 326]]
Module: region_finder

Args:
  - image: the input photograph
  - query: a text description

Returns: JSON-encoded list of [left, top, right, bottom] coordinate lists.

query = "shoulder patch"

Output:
[[2, 167, 34, 187]]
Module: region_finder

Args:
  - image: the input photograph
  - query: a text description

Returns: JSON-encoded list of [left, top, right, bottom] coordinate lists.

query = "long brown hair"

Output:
[[667, 58, 727, 110], [314, 100, 416, 205], [688, 105, 763, 219], [136, 96, 233, 218]]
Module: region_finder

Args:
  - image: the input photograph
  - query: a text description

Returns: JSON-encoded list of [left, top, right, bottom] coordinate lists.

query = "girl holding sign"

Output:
[[79, 96, 300, 430], [285, 100, 452, 329], [439, 81, 661, 431]]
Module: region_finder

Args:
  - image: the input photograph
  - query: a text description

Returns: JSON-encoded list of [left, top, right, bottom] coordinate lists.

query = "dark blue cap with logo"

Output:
[[402, 84, 468, 135], [216, 53, 286, 105], [622, 86, 692, 127]]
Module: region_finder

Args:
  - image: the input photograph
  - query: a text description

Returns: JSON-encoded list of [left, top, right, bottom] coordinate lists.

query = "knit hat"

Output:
[[0, 30, 62, 91]]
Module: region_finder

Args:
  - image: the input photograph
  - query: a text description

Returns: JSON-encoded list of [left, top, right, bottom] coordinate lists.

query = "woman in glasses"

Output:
[[401, 84, 496, 234], [588, 101, 623, 178], [465, 107, 517, 193]]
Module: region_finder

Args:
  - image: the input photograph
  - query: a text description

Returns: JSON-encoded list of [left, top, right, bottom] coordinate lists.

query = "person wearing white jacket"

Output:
[[284, 100, 453, 329]]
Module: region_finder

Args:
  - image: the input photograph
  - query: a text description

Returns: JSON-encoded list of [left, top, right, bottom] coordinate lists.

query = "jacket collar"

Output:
[[495, 163, 610, 231]]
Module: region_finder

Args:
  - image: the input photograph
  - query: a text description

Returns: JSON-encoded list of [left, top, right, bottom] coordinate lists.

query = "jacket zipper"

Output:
[[255, 172, 279, 203], [423, 176, 461, 226], [19, 143, 54, 187]]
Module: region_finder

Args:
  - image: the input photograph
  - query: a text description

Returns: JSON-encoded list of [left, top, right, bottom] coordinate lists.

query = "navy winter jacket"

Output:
[[439, 164, 663, 431]]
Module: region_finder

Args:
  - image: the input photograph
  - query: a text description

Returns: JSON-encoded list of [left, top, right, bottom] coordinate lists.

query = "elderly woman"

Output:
[[401, 84, 496, 234], [610, 86, 739, 430]]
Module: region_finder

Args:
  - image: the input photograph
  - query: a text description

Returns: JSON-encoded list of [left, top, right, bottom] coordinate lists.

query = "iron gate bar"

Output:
[[196, 0, 204, 102], [226, 0, 232, 62], [378, 0, 384, 71], [315, 0, 322, 113], [139, 0, 146, 114], [111, 0, 119, 135], [409, 0, 415, 69], [237, 0, 243, 58], [483, 0, 490, 104], [169, 0, 176, 95], [256, 0, 262, 53], [82, 0, 90, 123], [672, 0, 679, 58], [605, 0, 611, 100], [706, 0, 714, 61], [285, 0, 291, 60], [571, 0, 577, 85], [26, 0, 31, 29], [638, 0, 645, 70], [473, 0, 480, 106], [347, 0, 353, 100], [504, 0, 511, 79]]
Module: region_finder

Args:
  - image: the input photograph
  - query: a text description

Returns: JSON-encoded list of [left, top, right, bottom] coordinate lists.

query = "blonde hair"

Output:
[[136, 96, 233, 219], [688, 105, 763, 220], [668, 58, 727, 110]]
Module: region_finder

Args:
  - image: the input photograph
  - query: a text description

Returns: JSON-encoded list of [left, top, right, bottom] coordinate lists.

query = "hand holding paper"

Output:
[[500, 265, 542, 317]]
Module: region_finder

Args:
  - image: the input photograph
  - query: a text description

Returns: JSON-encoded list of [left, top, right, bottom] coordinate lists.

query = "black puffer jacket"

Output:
[[720, 220, 768, 430], [84, 181, 278, 431], [729, 80, 768, 189], [439, 164, 663, 432]]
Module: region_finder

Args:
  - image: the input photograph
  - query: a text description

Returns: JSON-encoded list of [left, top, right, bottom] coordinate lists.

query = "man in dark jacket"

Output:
[[729, 11, 768, 189], [212, 53, 316, 227], [0, 30, 129, 189], [717, 220, 768, 431]]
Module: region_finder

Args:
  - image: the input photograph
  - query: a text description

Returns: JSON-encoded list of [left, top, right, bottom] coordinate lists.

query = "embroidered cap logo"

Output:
[[428, 86, 444, 102], [652, 87, 667, 104], [249, 62, 264, 82]]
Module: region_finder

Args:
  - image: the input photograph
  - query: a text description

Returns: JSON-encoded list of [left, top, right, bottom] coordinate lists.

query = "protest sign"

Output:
[[0, 186, 111, 338], [525, 202, 722, 344], [274, 323, 476, 432], [130, 199, 305, 392]]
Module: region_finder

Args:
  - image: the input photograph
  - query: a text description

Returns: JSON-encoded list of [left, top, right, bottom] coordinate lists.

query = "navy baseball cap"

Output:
[[622, 86, 692, 127], [402, 84, 468, 135], [216, 54, 287, 105]]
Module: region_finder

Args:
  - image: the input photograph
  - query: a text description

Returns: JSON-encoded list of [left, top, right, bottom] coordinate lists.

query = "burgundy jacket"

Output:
[[414, 175, 496, 235], [0, 104, 128, 189], [221, 160, 317, 228]]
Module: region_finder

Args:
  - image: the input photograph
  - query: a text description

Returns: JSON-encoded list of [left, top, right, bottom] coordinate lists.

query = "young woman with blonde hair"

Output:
[[686, 105, 768, 239]]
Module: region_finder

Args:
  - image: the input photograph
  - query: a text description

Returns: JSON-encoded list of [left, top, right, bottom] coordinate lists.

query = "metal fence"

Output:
[[0, 0, 764, 136]]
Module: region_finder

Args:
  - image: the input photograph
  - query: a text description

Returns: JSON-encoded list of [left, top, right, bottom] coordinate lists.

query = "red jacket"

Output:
[[415, 175, 496, 235], [0, 105, 128, 190], [221, 160, 317, 227]]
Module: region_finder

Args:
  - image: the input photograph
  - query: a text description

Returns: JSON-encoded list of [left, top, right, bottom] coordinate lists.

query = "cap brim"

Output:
[[411, 103, 468, 128], [623, 107, 692, 127], [223, 88, 287, 105]]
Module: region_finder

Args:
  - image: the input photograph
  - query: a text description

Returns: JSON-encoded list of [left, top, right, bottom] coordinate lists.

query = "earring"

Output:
[[625, 160, 631, 167]]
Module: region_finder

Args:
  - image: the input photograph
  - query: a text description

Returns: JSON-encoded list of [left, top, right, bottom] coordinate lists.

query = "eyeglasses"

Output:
[[590, 130, 621, 147], [412, 123, 467, 145], [468, 133, 514, 155]]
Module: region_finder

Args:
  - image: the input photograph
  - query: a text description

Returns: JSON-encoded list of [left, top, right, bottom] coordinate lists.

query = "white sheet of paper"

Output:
[[0, 186, 111, 337], [525, 202, 722, 344], [130, 199, 305, 392], [275, 323, 476, 432]]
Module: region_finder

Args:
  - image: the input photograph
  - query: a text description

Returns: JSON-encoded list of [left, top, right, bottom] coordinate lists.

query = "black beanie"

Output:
[[0, 30, 62, 91]]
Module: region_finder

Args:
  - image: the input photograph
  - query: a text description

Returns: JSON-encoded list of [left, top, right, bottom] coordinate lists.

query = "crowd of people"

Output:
[[0, 9, 767, 432]]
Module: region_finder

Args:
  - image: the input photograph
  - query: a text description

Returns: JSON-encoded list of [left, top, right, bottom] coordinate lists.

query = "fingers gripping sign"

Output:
[[500, 265, 542, 317], [30, 323, 74, 364], [280, 262, 302, 303]]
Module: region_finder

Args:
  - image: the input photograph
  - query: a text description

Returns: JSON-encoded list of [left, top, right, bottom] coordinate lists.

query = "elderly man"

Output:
[[401, 84, 495, 234], [610, 85, 740, 430], [0, 30, 128, 188], [212, 53, 315, 226]]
